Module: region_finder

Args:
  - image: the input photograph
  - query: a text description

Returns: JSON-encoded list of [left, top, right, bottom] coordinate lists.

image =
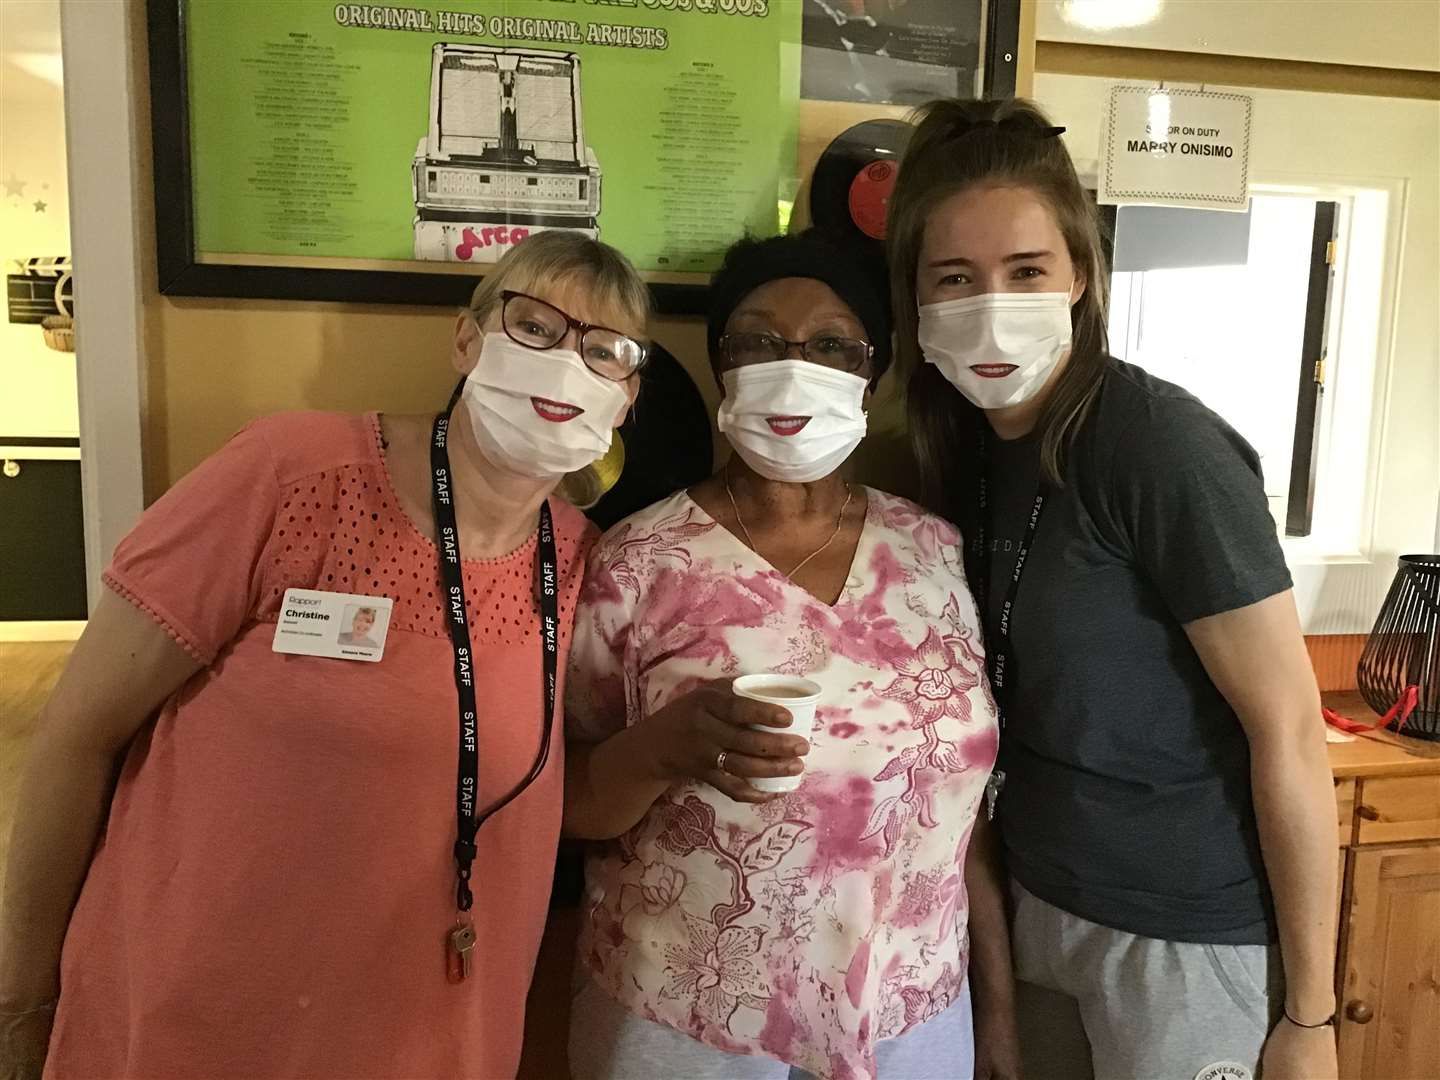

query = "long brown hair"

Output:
[[888, 98, 1111, 520]]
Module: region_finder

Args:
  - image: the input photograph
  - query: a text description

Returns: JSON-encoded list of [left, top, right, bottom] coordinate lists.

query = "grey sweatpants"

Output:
[[1010, 880, 1283, 1080], [570, 972, 974, 1080]]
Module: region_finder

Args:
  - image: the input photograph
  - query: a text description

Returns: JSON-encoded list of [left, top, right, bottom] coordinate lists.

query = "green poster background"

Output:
[[186, 0, 801, 273]]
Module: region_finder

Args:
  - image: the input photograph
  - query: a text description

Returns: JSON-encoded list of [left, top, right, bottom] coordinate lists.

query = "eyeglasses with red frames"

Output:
[[500, 291, 647, 382]]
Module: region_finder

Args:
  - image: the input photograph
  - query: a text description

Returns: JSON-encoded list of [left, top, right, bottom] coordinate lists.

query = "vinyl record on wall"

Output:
[[809, 118, 912, 254]]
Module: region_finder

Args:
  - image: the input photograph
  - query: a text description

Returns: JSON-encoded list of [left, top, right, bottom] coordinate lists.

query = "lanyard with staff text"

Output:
[[974, 427, 1050, 817], [431, 383, 559, 983]]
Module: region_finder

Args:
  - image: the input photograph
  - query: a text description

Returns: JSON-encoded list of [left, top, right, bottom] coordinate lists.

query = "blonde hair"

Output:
[[467, 230, 653, 340], [888, 98, 1111, 514], [466, 231, 652, 508]]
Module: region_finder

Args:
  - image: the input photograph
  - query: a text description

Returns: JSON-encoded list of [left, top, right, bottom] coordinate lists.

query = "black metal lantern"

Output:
[[1357, 554, 1440, 741]]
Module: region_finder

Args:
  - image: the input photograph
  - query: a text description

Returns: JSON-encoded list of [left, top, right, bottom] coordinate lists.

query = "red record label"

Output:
[[810, 118, 910, 248], [847, 160, 897, 240]]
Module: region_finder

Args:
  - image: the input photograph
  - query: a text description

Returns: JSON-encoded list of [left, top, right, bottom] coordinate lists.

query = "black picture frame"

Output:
[[146, 0, 1019, 312]]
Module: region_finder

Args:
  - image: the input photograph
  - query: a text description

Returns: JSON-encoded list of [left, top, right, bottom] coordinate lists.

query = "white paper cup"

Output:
[[732, 674, 823, 793]]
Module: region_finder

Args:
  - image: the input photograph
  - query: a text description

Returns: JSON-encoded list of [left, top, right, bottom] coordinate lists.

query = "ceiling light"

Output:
[[1059, 0, 1164, 32]]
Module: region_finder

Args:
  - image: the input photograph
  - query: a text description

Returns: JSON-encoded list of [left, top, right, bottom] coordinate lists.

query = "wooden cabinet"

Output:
[[1329, 695, 1440, 1080], [1337, 845, 1440, 1080], [1336, 777, 1357, 847], [1355, 776, 1440, 846]]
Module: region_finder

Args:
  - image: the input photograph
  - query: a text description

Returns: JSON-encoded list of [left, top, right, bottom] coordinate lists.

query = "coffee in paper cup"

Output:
[[732, 674, 822, 793]]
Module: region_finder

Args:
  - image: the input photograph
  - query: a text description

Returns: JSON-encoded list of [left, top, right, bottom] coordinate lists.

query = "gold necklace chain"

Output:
[[724, 462, 854, 580]]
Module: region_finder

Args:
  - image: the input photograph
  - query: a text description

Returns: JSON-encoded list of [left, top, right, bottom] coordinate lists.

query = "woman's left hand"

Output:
[[973, 1008, 1023, 1080], [1260, 1019, 1338, 1080]]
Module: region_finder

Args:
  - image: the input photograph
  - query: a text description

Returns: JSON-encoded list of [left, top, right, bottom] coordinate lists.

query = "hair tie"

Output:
[[949, 116, 1067, 141]]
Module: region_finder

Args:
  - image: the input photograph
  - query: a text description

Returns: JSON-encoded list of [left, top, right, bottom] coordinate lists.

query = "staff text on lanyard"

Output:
[[973, 429, 1050, 818], [430, 390, 559, 982]]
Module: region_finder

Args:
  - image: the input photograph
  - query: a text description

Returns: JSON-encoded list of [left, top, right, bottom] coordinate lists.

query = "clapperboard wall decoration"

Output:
[[7, 256, 75, 324]]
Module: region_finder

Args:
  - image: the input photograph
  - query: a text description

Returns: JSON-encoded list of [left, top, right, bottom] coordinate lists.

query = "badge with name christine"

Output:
[[272, 588, 394, 662]]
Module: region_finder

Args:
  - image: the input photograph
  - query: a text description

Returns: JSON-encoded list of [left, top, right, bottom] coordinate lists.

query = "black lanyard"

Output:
[[430, 385, 559, 915], [973, 428, 1050, 725]]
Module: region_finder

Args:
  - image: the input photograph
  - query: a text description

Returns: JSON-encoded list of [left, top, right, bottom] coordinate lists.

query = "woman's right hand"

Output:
[[635, 680, 810, 803], [0, 1002, 54, 1080]]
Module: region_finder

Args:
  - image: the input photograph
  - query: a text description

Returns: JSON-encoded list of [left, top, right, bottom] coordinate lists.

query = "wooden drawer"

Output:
[[1335, 777, 1356, 846], [1356, 776, 1440, 845]]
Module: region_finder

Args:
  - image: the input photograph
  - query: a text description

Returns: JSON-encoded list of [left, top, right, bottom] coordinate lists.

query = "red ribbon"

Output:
[[1323, 685, 1420, 735]]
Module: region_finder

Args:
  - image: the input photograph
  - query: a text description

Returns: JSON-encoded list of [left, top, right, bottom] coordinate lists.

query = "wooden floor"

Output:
[[0, 642, 72, 874]]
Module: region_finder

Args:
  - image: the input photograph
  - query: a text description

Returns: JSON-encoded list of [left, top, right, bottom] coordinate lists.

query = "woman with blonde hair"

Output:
[[890, 97, 1338, 1080], [0, 231, 650, 1079]]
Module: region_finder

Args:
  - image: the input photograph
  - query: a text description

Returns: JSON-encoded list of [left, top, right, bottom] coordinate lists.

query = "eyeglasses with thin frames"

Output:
[[718, 332, 874, 374]]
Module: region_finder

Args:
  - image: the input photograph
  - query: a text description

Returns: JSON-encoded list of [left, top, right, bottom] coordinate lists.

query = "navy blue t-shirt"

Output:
[[979, 359, 1292, 944]]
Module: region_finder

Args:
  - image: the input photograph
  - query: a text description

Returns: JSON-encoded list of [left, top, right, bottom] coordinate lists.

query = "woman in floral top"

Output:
[[563, 231, 1019, 1080]]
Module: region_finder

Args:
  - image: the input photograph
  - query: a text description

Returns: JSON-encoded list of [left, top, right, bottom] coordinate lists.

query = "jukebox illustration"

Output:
[[411, 43, 603, 263]]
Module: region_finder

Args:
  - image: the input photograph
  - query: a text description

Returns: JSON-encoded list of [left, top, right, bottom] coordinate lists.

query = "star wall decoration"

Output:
[[34, 200, 47, 213], [3, 174, 26, 199]]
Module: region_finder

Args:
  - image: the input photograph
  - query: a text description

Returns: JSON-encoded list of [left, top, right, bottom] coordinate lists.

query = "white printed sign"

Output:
[[1100, 86, 1253, 211]]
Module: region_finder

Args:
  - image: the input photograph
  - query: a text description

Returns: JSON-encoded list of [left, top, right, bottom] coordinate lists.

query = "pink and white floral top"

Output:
[[566, 487, 1000, 1080]]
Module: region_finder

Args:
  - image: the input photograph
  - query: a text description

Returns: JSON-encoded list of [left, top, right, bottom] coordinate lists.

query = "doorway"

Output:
[[1, 0, 86, 632], [1106, 193, 1340, 537]]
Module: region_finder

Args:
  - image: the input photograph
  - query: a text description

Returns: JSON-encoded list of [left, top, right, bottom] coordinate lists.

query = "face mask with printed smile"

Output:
[[716, 360, 868, 484], [917, 289, 1075, 410], [461, 332, 629, 479]]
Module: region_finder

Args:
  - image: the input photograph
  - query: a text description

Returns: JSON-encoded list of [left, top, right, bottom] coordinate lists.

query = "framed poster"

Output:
[[148, 0, 1017, 310], [801, 0, 985, 106]]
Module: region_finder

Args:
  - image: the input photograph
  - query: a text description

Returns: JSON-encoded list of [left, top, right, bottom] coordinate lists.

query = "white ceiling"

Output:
[[1039, 0, 1440, 73]]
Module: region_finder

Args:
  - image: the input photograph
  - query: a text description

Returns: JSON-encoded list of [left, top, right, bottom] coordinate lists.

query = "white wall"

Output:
[[1035, 72, 1440, 634], [59, 0, 147, 605], [0, 0, 77, 439], [1038, 0, 1440, 72]]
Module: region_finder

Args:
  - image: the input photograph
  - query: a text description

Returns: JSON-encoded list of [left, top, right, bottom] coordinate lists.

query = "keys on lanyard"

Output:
[[447, 920, 477, 983]]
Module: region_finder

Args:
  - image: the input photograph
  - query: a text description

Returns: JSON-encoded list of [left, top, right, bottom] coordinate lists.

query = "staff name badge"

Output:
[[272, 588, 394, 662]]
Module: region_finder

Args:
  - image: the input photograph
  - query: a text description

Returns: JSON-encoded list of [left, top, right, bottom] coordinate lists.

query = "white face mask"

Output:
[[461, 332, 629, 479], [917, 290, 1074, 410], [716, 360, 868, 484]]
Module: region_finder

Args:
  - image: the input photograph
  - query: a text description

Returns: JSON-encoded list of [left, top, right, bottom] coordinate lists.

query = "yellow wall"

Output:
[[145, 296, 714, 499], [148, 294, 915, 503], [1033, 0, 1440, 73]]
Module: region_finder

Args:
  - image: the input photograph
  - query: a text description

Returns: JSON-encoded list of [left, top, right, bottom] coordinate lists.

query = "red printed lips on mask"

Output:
[[917, 291, 1073, 410], [462, 333, 627, 478], [716, 360, 868, 483]]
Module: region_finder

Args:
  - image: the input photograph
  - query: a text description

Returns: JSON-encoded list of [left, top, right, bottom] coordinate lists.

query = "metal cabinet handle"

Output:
[[1345, 1000, 1374, 1024]]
